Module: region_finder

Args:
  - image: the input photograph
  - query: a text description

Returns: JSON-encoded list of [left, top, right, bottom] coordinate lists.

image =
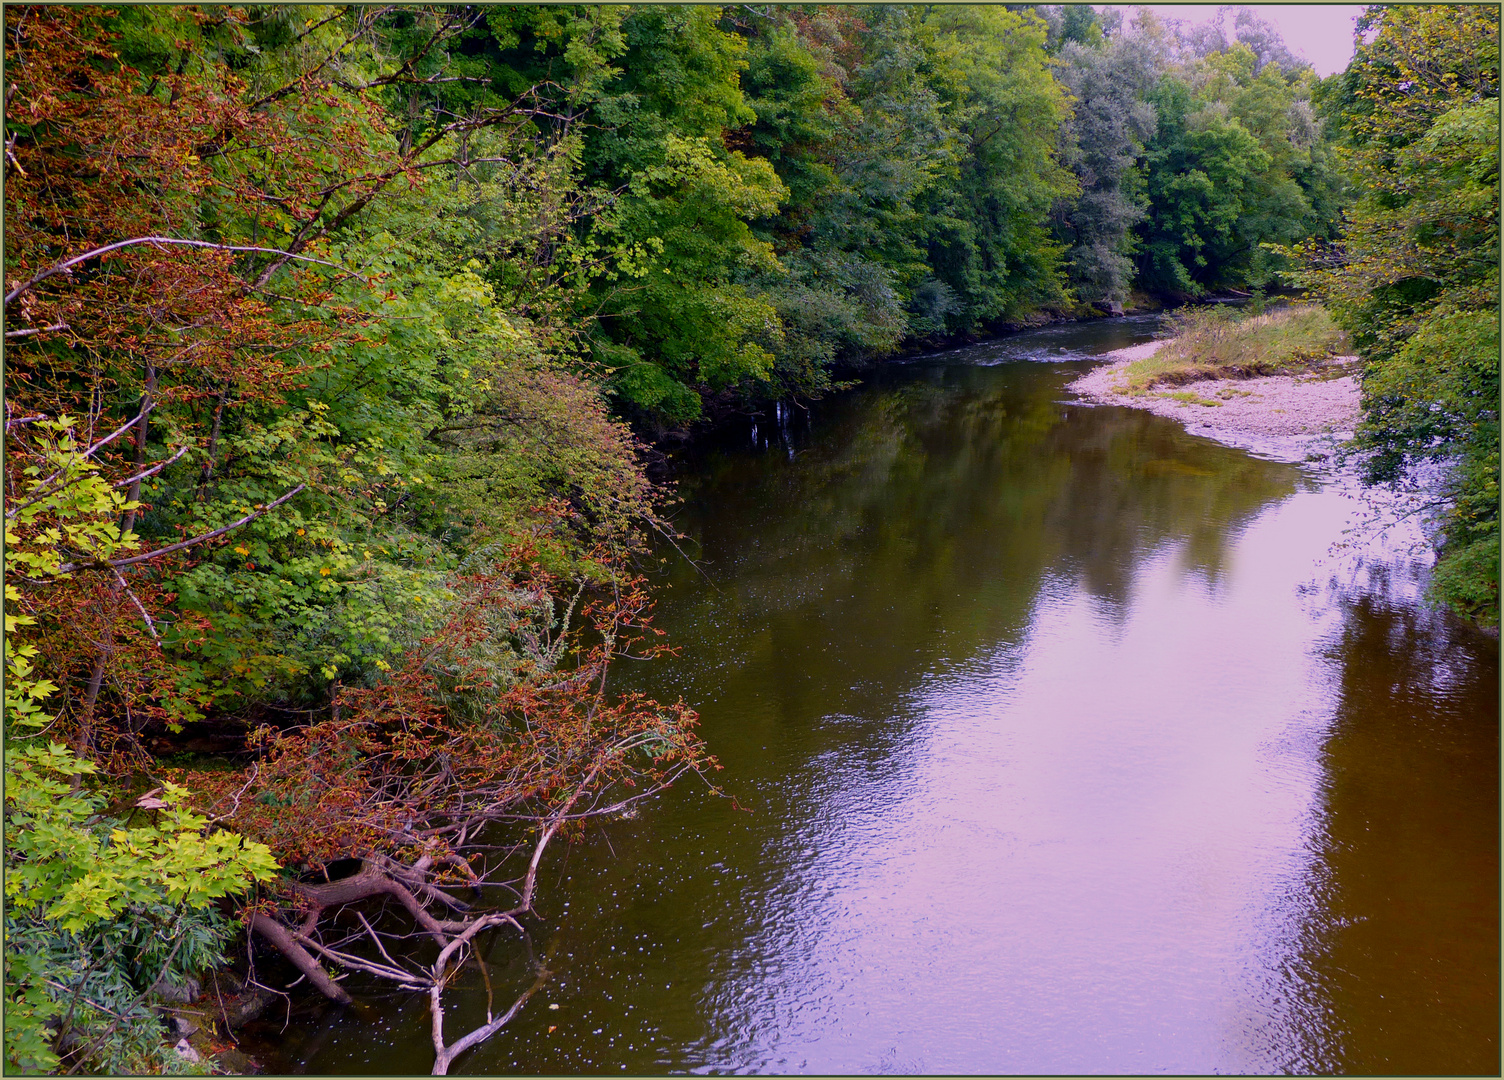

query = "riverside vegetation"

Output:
[[2, 5, 1497, 1074], [1108, 304, 1352, 395]]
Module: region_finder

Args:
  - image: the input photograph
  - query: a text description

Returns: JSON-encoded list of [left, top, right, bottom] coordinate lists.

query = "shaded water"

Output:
[[270, 318, 1498, 1075]]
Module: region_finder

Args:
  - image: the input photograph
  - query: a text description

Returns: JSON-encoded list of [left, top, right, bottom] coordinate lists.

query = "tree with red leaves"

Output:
[[192, 556, 714, 1071], [5, 7, 712, 1071]]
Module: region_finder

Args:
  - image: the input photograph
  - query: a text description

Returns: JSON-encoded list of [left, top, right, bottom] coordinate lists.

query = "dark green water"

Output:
[[263, 318, 1498, 1075]]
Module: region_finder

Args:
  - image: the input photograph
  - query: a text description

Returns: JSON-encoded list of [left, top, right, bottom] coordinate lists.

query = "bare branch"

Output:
[[290, 929, 423, 986], [5, 321, 68, 338], [427, 910, 538, 1075], [4, 238, 350, 307], [4, 407, 167, 522], [431, 964, 549, 1075], [85, 401, 158, 460], [55, 483, 305, 574], [112, 568, 159, 641], [355, 911, 411, 975], [111, 444, 189, 490], [248, 914, 352, 1004]]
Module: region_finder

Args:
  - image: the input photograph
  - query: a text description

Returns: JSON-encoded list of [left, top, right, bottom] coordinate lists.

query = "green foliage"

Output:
[[3, 419, 145, 583], [5, 534, 278, 1072], [1136, 66, 1291, 296], [1359, 310, 1500, 624], [1052, 24, 1160, 307], [555, 7, 787, 422], [4, 743, 276, 1074], [920, 5, 1077, 329], [1132, 16, 1343, 299], [4, 747, 276, 930], [1287, 6, 1499, 625]]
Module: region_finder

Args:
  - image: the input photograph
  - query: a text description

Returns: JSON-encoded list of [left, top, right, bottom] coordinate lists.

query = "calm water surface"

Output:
[[271, 317, 1498, 1075]]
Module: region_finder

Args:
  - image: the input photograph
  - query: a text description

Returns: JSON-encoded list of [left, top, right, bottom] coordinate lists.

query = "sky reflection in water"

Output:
[[272, 323, 1497, 1077]]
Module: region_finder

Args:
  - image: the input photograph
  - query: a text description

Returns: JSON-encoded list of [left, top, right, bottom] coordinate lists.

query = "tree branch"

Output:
[[431, 964, 549, 1075], [54, 483, 305, 574], [4, 238, 350, 307], [248, 914, 352, 1004], [427, 911, 539, 1075]]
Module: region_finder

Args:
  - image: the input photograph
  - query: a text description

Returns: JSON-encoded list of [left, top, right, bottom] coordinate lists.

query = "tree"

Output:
[[4, 420, 278, 1074], [1053, 12, 1161, 309], [185, 555, 715, 1074], [1290, 5, 1500, 624], [737, 12, 909, 396], [4, 9, 715, 1070], [920, 5, 1077, 330], [542, 6, 789, 426], [1177, 5, 1308, 76]]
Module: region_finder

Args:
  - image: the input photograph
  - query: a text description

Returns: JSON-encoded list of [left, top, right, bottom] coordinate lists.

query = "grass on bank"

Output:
[[1115, 303, 1352, 396]]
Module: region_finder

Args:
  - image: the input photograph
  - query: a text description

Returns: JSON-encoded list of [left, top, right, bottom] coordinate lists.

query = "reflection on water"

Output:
[[268, 321, 1497, 1076]]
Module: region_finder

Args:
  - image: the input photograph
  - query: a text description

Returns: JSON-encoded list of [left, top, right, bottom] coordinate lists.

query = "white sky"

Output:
[[1119, 5, 1367, 77]]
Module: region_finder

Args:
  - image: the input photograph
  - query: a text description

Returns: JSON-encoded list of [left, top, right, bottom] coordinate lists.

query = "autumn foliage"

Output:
[[193, 560, 711, 875], [5, 6, 712, 1072]]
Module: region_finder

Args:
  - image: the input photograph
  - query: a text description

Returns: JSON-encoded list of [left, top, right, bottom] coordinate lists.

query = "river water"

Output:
[[271, 317, 1498, 1075]]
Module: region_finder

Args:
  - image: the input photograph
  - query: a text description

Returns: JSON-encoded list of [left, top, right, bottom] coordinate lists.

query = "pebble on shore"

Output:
[[1068, 339, 1361, 443]]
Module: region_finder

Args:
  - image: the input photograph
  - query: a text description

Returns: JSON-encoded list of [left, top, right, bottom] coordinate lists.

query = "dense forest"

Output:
[[3, 4, 1497, 1074]]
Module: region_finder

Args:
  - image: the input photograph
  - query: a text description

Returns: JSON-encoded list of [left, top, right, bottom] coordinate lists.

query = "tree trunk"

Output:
[[247, 914, 352, 1004]]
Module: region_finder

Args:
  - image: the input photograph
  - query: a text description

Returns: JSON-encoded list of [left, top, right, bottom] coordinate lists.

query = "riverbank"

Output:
[[1069, 339, 1362, 459]]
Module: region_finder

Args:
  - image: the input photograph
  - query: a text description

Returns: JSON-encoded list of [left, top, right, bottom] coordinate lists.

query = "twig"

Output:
[[355, 911, 409, 975], [5, 405, 160, 522], [210, 972, 238, 1045], [112, 568, 159, 641], [289, 929, 423, 986], [476, 947, 495, 1025], [206, 763, 259, 825], [5, 321, 67, 338], [111, 444, 190, 490]]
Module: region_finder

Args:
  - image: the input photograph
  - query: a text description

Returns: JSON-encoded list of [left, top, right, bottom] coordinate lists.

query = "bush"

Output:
[[6, 563, 278, 1074], [3, 743, 278, 1075]]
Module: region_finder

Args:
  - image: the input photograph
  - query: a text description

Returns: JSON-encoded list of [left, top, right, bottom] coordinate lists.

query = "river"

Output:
[[265, 316, 1498, 1075]]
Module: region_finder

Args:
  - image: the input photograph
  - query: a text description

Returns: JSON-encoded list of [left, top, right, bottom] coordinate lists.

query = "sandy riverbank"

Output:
[[1068, 339, 1361, 456]]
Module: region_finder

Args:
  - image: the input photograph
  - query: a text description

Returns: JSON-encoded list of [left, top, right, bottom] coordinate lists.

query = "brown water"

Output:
[[265, 318, 1498, 1075]]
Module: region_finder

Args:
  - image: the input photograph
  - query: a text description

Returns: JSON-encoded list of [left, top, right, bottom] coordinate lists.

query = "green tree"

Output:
[[1052, 11, 1161, 310], [1135, 71, 1270, 296], [737, 12, 908, 395], [562, 6, 789, 426], [1133, 13, 1344, 298], [920, 5, 1077, 330], [1292, 5, 1500, 624]]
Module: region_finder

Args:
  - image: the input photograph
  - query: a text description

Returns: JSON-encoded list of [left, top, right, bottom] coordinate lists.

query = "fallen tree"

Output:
[[186, 559, 715, 1074]]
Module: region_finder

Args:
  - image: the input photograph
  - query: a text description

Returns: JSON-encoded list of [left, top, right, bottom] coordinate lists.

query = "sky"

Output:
[[1122, 5, 1367, 77]]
